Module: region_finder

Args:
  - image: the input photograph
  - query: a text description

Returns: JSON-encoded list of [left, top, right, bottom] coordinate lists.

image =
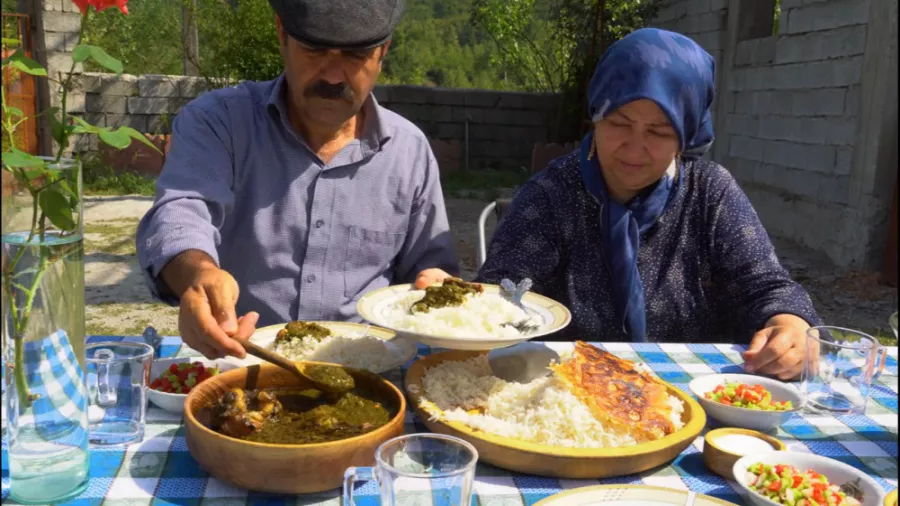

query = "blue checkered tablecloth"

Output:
[[2, 337, 897, 505]]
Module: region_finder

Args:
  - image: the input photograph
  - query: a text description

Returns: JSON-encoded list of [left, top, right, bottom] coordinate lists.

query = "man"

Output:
[[136, 0, 456, 360]]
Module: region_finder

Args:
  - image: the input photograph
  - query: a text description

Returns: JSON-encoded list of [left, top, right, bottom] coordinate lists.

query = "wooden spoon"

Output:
[[230, 335, 354, 394]]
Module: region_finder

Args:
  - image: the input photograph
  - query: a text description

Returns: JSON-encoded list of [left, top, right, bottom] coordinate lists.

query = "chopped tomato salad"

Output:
[[150, 362, 219, 394], [746, 463, 862, 506], [705, 382, 792, 411]]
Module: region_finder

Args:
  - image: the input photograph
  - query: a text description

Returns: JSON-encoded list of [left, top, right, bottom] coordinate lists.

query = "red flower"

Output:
[[70, 0, 128, 16]]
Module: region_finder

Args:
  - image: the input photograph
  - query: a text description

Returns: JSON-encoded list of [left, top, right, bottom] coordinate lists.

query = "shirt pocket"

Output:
[[343, 225, 406, 299]]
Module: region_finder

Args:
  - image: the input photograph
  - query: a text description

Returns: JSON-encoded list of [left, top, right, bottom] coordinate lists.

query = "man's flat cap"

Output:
[[269, 0, 406, 50]]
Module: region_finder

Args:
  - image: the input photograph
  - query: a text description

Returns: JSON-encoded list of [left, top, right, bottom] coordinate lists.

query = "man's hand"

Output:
[[414, 268, 453, 289], [742, 314, 812, 380], [160, 250, 257, 359], [177, 267, 259, 359]]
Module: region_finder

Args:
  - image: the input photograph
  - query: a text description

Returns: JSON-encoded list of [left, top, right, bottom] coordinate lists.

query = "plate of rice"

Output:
[[221, 321, 418, 374], [356, 279, 571, 350], [404, 343, 706, 479]]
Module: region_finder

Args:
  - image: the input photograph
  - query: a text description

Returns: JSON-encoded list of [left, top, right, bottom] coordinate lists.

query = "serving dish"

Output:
[[404, 350, 706, 478], [534, 484, 739, 505], [733, 451, 886, 506], [689, 374, 804, 431], [183, 362, 406, 494], [219, 321, 417, 374], [357, 282, 571, 350], [148, 357, 239, 414]]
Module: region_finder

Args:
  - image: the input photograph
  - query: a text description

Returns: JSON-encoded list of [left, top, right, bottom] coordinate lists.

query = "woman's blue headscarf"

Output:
[[578, 28, 715, 341]]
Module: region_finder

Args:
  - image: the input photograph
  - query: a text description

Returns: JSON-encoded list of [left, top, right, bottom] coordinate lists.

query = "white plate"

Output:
[[733, 451, 886, 506], [148, 357, 239, 414], [534, 485, 739, 505], [219, 321, 417, 374], [356, 283, 571, 350], [689, 374, 805, 431]]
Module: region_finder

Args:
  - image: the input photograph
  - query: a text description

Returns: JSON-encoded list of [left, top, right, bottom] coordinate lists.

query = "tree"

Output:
[[472, 0, 663, 138]]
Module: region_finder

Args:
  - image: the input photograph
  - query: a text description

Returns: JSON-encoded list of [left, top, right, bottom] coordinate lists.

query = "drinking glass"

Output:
[[890, 311, 898, 339], [85, 342, 153, 446], [802, 327, 886, 415], [343, 433, 479, 506]]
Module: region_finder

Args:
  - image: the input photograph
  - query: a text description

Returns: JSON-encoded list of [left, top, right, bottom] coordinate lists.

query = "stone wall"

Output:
[[75, 73, 560, 172], [652, 0, 898, 268]]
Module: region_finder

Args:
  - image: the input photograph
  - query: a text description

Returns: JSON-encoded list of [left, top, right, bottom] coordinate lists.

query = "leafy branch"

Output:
[[1, 8, 159, 409]]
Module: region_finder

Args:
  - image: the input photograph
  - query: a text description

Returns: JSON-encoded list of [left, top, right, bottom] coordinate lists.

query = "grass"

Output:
[[440, 168, 531, 200], [82, 156, 157, 197], [83, 218, 140, 256], [86, 302, 179, 336], [79, 156, 529, 200]]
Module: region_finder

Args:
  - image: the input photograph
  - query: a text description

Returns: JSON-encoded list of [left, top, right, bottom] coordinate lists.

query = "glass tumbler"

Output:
[[85, 341, 153, 446], [343, 433, 479, 506], [802, 326, 886, 416]]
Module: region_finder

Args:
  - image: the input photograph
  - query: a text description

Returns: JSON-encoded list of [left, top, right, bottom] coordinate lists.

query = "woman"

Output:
[[476, 28, 823, 380]]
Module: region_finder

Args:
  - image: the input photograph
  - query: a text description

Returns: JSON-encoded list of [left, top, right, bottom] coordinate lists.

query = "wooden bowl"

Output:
[[405, 350, 706, 479], [703, 428, 785, 480], [183, 362, 406, 494]]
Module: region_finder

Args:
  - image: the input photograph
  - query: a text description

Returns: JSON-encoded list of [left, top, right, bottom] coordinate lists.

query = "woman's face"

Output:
[[593, 99, 680, 203]]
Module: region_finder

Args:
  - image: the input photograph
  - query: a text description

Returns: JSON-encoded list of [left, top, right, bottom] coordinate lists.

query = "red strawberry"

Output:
[[168, 363, 179, 374]]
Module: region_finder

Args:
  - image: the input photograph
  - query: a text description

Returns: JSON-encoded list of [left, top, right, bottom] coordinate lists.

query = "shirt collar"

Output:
[[266, 73, 391, 158]]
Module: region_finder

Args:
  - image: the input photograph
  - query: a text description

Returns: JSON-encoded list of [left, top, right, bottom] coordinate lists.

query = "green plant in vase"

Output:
[[1, 0, 158, 502]]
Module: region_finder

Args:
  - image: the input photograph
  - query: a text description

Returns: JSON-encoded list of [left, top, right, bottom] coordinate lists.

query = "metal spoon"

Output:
[[488, 341, 560, 384]]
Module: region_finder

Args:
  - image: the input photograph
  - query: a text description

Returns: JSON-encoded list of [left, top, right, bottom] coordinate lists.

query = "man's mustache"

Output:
[[305, 80, 354, 102]]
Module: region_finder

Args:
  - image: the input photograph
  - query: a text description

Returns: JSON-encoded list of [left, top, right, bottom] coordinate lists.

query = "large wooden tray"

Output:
[[404, 350, 706, 479]]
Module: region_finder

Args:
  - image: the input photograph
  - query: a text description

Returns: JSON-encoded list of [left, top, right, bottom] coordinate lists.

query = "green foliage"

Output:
[[441, 168, 530, 199], [81, 0, 184, 75], [192, 0, 283, 82], [82, 155, 157, 196], [78, 0, 661, 115]]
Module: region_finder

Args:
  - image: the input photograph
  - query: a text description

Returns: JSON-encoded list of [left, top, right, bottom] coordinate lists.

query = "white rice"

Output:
[[419, 355, 685, 448], [384, 291, 541, 338], [271, 332, 400, 372]]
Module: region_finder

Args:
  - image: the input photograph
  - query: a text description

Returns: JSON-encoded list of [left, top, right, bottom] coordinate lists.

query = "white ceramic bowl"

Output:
[[733, 451, 886, 506], [148, 357, 238, 414], [689, 374, 805, 431]]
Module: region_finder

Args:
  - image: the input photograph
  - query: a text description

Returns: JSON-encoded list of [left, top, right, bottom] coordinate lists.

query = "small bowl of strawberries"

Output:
[[148, 357, 238, 414]]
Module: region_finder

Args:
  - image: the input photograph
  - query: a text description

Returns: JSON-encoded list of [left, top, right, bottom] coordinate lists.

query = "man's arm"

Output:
[[135, 102, 236, 303], [392, 149, 460, 283]]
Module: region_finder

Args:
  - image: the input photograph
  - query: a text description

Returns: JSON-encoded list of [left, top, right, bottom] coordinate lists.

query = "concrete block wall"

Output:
[[722, 0, 877, 266], [373, 85, 559, 171], [652, 0, 729, 116], [78, 73, 218, 149], [654, 0, 897, 268], [76, 74, 560, 172]]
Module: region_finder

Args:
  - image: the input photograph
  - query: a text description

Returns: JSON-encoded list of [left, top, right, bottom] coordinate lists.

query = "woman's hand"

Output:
[[414, 268, 453, 289], [742, 314, 811, 380]]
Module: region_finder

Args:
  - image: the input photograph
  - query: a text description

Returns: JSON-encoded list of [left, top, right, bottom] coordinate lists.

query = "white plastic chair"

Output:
[[476, 198, 512, 268]]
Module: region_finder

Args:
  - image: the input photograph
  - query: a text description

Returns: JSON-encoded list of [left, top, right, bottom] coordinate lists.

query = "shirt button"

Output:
[[315, 219, 324, 228], [306, 274, 316, 283]]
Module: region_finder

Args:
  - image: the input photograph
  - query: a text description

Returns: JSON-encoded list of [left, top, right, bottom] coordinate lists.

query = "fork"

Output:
[[500, 278, 540, 334], [501, 318, 541, 334]]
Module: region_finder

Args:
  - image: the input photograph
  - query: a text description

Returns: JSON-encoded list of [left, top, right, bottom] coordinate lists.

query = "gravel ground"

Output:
[[82, 195, 897, 340]]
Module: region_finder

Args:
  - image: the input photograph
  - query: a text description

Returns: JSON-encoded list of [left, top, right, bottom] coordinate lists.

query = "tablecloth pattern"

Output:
[[2, 336, 897, 506]]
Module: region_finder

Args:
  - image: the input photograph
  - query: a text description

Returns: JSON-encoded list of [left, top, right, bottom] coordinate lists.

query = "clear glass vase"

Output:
[[2, 157, 89, 504]]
